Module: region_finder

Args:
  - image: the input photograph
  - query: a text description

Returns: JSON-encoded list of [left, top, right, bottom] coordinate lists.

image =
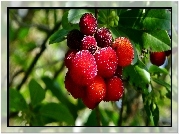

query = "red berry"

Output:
[[67, 29, 84, 50], [64, 71, 85, 99], [95, 47, 118, 78], [70, 50, 97, 86], [112, 37, 134, 67], [150, 52, 166, 66], [64, 49, 77, 69], [81, 35, 97, 54], [82, 75, 106, 109], [103, 76, 124, 101], [79, 13, 97, 35], [94, 27, 112, 48]]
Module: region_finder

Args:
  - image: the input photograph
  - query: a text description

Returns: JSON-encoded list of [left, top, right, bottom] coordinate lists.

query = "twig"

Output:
[[16, 21, 62, 91]]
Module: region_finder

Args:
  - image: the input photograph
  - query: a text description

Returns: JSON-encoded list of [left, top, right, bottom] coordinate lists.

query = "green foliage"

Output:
[[39, 103, 75, 125], [9, 88, 28, 112], [9, 8, 172, 127], [49, 29, 69, 44], [29, 79, 45, 107]]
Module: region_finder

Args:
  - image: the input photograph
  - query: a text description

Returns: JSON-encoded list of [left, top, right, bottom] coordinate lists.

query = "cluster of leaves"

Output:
[[9, 9, 171, 126]]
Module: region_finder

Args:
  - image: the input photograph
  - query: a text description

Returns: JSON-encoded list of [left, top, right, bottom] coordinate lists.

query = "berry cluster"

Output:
[[64, 13, 134, 109]]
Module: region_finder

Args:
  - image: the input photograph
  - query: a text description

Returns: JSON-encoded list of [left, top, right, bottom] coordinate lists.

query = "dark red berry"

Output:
[[94, 27, 113, 48], [150, 52, 166, 66], [67, 29, 84, 50], [79, 13, 97, 35], [81, 36, 97, 54]]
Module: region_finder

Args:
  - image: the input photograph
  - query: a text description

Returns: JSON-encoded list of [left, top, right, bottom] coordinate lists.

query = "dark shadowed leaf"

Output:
[[39, 103, 75, 125], [29, 79, 45, 107]]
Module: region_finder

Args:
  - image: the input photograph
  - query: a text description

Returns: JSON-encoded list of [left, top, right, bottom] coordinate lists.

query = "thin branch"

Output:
[[16, 21, 62, 91], [118, 94, 125, 126]]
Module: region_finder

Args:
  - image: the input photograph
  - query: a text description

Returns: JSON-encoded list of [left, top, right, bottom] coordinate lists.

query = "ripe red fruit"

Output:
[[81, 35, 97, 54], [150, 51, 166, 66], [70, 50, 97, 86], [103, 76, 124, 101], [95, 47, 118, 78], [64, 49, 77, 69], [112, 37, 134, 67], [67, 29, 84, 50], [79, 13, 97, 35], [94, 27, 113, 48], [82, 75, 106, 109], [64, 71, 85, 99]]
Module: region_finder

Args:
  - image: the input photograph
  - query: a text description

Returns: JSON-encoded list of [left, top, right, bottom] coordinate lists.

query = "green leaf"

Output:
[[149, 65, 168, 75], [85, 110, 98, 126], [119, 9, 143, 29], [39, 103, 75, 125], [68, 9, 93, 24], [151, 77, 171, 90], [18, 27, 29, 39], [41, 76, 78, 119], [9, 88, 28, 112], [142, 9, 171, 30], [29, 79, 45, 107], [123, 65, 150, 89], [142, 30, 171, 52], [49, 29, 69, 44], [62, 11, 79, 30], [110, 27, 128, 39]]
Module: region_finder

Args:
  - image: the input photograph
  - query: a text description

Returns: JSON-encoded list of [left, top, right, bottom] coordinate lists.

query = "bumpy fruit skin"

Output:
[[64, 49, 77, 69], [64, 71, 85, 99], [103, 76, 124, 101], [81, 35, 97, 54], [150, 52, 166, 66], [67, 29, 84, 50], [70, 50, 97, 86], [79, 13, 97, 35], [112, 37, 134, 67], [95, 47, 118, 78], [82, 75, 106, 109], [94, 27, 113, 48]]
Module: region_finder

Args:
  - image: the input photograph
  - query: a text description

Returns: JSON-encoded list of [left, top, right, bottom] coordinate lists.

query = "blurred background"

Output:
[[1, 1, 178, 133]]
